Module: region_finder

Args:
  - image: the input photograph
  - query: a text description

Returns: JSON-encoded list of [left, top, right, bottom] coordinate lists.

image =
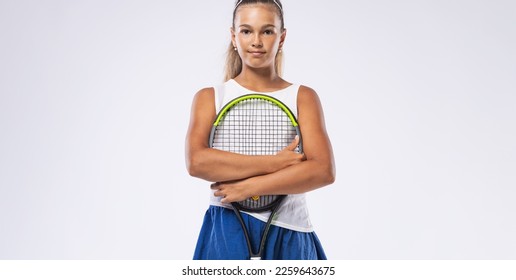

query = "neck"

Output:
[[234, 67, 283, 92]]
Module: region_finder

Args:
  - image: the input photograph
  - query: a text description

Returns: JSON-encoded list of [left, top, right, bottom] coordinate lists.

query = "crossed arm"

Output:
[[185, 86, 335, 203]]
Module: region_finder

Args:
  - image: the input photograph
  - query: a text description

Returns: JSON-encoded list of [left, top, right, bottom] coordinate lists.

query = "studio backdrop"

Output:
[[0, 0, 515, 259]]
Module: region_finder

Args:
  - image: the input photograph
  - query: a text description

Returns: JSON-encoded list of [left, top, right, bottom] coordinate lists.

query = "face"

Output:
[[231, 4, 285, 71]]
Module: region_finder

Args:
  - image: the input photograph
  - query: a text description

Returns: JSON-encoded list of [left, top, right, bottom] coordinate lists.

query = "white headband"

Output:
[[234, 0, 283, 15]]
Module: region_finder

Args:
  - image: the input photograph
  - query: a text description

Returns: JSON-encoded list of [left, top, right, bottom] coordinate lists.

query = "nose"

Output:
[[251, 34, 262, 48]]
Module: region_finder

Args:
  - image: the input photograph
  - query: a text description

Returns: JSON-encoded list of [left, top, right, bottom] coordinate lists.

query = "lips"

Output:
[[248, 51, 266, 57]]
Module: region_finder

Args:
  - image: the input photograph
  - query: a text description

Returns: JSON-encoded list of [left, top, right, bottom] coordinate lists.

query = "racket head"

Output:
[[209, 94, 303, 212]]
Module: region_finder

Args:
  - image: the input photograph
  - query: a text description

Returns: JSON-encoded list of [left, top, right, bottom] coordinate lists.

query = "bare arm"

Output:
[[185, 87, 304, 182], [212, 86, 336, 203]]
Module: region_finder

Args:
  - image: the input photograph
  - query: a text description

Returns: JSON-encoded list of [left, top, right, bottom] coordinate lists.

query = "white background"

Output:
[[0, 0, 515, 259]]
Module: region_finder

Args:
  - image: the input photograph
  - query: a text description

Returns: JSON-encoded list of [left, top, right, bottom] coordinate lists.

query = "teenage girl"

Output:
[[185, 0, 335, 260]]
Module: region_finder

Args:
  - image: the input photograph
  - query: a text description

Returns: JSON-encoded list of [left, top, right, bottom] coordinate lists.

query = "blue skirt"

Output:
[[193, 205, 327, 260]]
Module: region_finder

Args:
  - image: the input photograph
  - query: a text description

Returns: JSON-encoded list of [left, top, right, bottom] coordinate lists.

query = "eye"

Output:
[[264, 29, 275, 35], [240, 29, 251, 35]]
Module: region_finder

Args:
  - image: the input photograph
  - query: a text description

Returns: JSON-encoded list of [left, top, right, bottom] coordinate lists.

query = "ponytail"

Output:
[[224, 43, 243, 82]]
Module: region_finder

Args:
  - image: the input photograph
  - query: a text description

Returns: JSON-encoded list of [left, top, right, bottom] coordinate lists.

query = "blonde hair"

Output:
[[224, 0, 285, 81]]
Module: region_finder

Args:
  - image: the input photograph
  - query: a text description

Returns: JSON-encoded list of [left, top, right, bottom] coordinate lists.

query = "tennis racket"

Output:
[[209, 93, 303, 260]]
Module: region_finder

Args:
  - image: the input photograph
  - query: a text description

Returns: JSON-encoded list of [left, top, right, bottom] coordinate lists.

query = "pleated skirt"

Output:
[[193, 205, 327, 260]]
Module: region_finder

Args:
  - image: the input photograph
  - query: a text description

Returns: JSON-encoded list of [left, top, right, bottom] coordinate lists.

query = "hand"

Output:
[[275, 136, 306, 168], [211, 179, 253, 204]]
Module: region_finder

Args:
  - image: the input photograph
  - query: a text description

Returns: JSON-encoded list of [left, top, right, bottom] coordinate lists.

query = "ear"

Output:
[[230, 27, 237, 48], [279, 28, 287, 49]]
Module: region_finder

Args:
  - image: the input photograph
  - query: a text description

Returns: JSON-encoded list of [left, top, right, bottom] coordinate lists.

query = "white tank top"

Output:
[[209, 79, 314, 233]]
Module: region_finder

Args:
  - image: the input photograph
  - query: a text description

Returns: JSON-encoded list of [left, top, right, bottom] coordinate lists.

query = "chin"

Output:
[[244, 60, 273, 70]]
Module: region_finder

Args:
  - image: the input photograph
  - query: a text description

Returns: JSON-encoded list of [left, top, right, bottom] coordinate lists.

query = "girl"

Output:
[[185, 0, 335, 260]]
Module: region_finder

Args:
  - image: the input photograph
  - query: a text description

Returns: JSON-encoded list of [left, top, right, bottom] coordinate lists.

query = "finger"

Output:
[[210, 182, 220, 189], [284, 135, 300, 151], [213, 189, 224, 197], [220, 193, 231, 203]]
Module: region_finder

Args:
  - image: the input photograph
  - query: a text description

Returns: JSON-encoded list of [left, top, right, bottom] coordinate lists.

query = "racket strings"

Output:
[[212, 98, 298, 210]]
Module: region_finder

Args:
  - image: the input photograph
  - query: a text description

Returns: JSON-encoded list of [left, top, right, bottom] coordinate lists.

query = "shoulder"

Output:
[[190, 87, 216, 114], [194, 87, 215, 98], [297, 85, 322, 107], [194, 81, 229, 104], [192, 87, 215, 104], [297, 85, 317, 95]]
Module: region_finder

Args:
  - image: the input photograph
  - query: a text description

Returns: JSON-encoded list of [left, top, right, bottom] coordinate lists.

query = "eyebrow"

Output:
[[238, 24, 277, 29]]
